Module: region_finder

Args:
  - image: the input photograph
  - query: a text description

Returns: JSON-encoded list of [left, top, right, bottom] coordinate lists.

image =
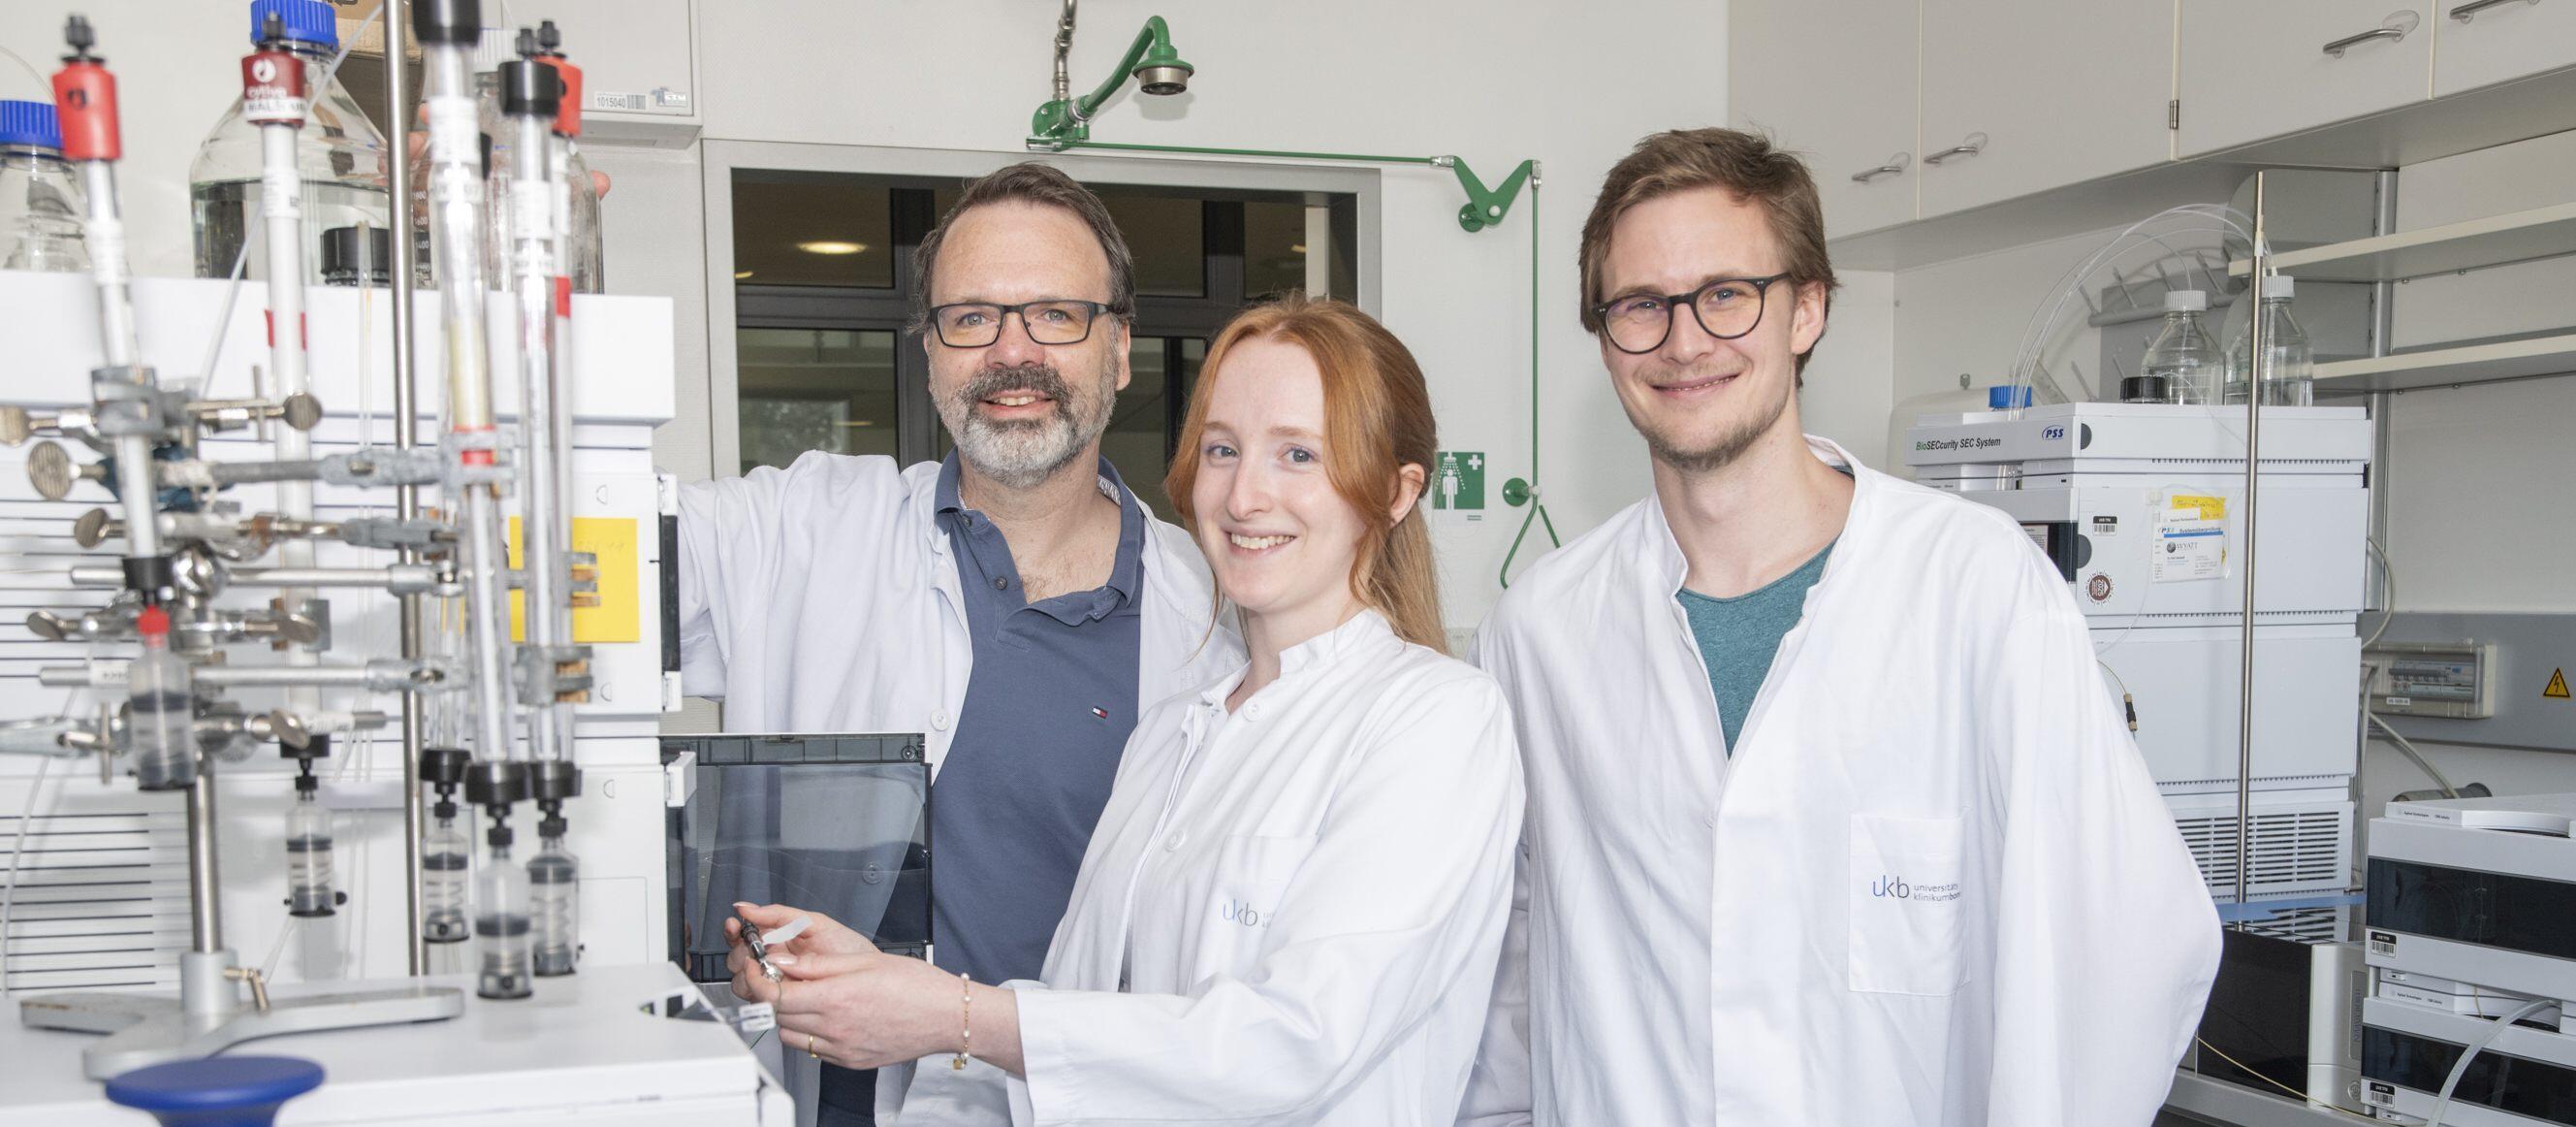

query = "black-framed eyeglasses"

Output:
[[1591, 274, 1790, 355], [925, 300, 1118, 348]]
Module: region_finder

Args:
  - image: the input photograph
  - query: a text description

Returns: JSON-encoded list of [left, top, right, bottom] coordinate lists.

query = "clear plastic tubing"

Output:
[[475, 839, 532, 998], [127, 606, 197, 791], [285, 787, 336, 917], [528, 836, 578, 976], [423, 812, 470, 944]]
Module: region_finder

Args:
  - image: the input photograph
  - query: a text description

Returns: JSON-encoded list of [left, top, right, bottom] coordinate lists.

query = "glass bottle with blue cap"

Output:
[[188, 0, 390, 284], [0, 99, 88, 272]]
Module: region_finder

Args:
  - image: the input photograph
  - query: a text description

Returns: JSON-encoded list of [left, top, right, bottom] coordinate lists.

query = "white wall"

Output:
[[2359, 129, 2576, 812], [0, 0, 1776, 632], [687, 0, 1753, 628]]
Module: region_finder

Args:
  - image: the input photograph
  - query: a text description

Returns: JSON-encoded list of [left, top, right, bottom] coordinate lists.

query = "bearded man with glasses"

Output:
[[1454, 128, 2220, 1127], [678, 162, 1242, 1125]]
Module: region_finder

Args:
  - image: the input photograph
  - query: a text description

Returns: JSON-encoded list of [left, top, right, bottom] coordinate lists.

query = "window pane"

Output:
[[732, 174, 895, 288], [1243, 201, 1309, 301], [1106, 338, 1175, 522], [1098, 193, 1204, 297], [736, 328, 898, 473]]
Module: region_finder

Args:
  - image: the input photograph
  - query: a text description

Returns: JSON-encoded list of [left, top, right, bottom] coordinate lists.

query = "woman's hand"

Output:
[[771, 945, 981, 1071], [723, 902, 869, 1003]]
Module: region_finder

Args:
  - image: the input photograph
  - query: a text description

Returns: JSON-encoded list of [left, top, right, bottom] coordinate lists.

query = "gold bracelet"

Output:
[[953, 973, 972, 1071]]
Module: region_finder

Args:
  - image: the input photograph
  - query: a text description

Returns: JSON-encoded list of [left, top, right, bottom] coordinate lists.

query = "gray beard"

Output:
[[1627, 366, 1795, 476], [939, 361, 1120, 490]]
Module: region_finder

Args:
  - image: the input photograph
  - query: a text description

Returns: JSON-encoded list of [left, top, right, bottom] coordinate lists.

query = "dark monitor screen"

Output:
[[663, 733, 931, 983]]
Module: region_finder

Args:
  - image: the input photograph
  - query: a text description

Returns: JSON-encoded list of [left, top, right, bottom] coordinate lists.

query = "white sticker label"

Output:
[[592, 91, 649, 112], [2151, 493, 2228, 583], [733, 1001, 776, 1034], [2369, 929, 2399, 956], [512, 188, 555, 243], [261, 166, 303, 221]]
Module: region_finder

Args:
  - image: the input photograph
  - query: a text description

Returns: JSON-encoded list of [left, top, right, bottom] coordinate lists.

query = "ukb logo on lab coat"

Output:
[[1849, 814, 1968, 995]]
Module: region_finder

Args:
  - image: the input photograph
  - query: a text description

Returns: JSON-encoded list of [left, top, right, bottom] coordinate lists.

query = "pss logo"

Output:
[[2041, 425, 2067, 441]]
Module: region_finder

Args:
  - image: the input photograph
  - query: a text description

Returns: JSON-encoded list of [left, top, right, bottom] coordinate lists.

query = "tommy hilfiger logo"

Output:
[[1090, 706, 1110, 721]]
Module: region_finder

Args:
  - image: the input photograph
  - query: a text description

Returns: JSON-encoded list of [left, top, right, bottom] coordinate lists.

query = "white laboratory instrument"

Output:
[[0, 5, 728, 1112], [1906, 402, 2373, 918], [2359, 792, 2576, 1124]]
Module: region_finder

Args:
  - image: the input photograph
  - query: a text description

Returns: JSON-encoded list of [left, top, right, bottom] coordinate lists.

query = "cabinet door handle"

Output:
[[1851, 153, 1911, 183], [2451, 0, 2537, 21], [2324, 11, 2421, 56], [1921, 134, 1988, 166]]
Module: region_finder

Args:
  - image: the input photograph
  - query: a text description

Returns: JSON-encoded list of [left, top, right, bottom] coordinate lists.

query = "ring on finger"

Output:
[[807, 1032, 818, 1059]]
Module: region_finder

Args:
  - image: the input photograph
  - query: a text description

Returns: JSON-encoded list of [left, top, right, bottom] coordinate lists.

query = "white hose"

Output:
[[2369, 711, 2461, 799], [0, 757, 55, 994], [2426, 998, 2556, 1126]]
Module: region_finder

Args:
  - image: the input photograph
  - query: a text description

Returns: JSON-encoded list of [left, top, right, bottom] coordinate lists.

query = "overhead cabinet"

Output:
[[1915, 0, 2175, 216], [2176, 2, 2433, 158], [2433, 0, 2576, 96], [1732, 0, 2576, 254], [1730, 0, 1921, 239]]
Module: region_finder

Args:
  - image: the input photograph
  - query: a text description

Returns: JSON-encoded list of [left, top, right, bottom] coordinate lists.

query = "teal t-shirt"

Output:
[[1677, 538, 1834, 755]]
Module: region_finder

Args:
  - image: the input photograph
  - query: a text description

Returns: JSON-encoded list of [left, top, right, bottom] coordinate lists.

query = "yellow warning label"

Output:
[[2547, 668, 2570, 700], [507, 516, 642, 644], [2168, 494, 2228, 520]]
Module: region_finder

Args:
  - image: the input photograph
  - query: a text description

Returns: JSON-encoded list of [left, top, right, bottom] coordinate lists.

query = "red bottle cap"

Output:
[[137, 605, 170, 637]]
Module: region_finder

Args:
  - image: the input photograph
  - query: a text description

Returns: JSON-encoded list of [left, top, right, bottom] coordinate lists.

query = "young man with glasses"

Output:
[[679, 162, 1241, 1124], [1457, 128, 2220, 1126]]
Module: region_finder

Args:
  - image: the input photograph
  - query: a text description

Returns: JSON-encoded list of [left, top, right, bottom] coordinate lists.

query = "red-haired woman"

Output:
[[731, 294, 1523, 1126]]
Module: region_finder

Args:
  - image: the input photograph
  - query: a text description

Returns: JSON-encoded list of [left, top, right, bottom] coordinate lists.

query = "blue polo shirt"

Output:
[[817, 454, 1145, 1123], [929, 452, 1147, 985]]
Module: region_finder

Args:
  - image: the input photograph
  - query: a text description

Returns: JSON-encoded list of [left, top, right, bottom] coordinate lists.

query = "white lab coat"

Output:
[[678, 452, 1242, 764], [678, 452, 1245, 1125], [896, 609, 1524, 1125], [1458, 435, 2220, 1127]]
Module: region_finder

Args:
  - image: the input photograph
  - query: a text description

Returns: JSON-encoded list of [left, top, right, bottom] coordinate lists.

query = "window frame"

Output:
[[703, 143, 1380, 478]]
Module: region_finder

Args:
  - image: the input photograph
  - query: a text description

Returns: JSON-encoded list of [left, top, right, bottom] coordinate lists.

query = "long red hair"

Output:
[[1165, 294, 1444, 651]]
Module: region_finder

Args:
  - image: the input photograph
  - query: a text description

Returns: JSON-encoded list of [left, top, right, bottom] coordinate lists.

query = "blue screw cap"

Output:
[[250, 0, 340, 49], [1988, 385, 2033, 409], [0, 100, 61, 150]]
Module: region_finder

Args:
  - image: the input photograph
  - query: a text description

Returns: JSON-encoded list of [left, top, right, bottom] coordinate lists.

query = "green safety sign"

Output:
[[1433, 451, 1485, 511]]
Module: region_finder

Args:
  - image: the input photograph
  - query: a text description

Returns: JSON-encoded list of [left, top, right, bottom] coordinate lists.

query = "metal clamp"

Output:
[[2324, 12, 2419, 56], [188, 392, 322, 435], [0, 404, 97, 446], [2450, 0, 2536, 20], [323, 447, 450, 488], [1851, 154, 1910, 183], [1921, 134, 1987, 167]]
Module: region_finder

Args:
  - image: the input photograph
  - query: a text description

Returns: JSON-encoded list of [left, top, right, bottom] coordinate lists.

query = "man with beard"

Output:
[[1454, 128, 2219, 1126], [678, 162, 1242, 1125]]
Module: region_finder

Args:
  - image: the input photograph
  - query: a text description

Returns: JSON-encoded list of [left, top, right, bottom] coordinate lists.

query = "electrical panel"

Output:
[[2364, 642, 2496, 720]]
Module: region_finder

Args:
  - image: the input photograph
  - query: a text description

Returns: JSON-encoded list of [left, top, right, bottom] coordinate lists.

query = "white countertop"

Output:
[[0, 962, 788, 1125]]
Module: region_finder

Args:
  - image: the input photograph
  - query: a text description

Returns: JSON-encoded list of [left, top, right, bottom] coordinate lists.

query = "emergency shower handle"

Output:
[[1922, 135, 1987, 167], [2323, 13, 2420, 56], [2450, 0, 2537, 21], [1851, 153, 1911, 183]]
